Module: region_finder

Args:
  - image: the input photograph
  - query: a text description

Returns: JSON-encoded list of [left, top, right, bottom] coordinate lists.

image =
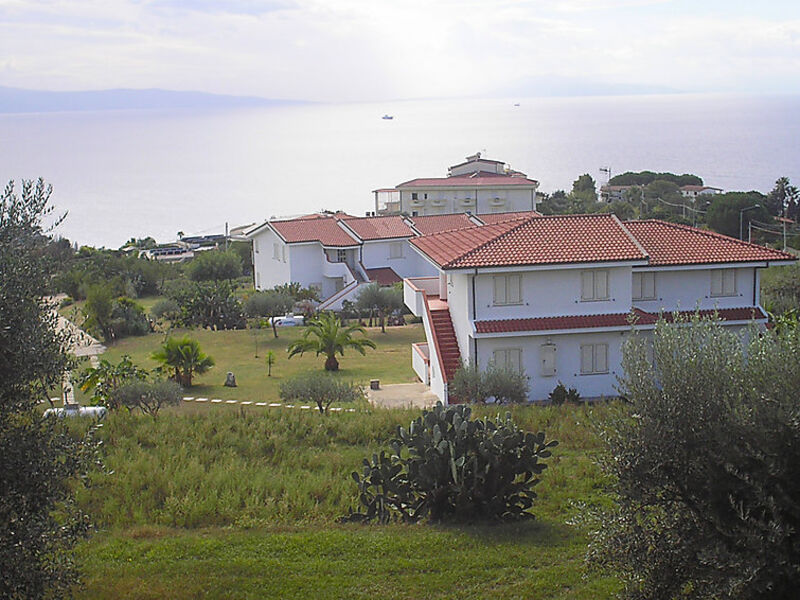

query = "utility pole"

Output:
[[225, 222, 229, 251]]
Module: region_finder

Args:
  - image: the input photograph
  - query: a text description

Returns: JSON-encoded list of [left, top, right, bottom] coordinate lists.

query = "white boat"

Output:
[[382, 114, 394, 120]]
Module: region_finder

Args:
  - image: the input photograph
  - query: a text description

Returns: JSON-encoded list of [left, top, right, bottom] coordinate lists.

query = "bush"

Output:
[[450, 361, 529, 404], [345, 403, 557, 523], [109, 296, 150, 337], [591, 315, 800, 599], [77, 355, 149, 410], [150, 298, 180, 321], [548, 382, 580, 405], [114, 379, 183, 418], [279, 372, 364, 414], [187, 250, 242, 281]]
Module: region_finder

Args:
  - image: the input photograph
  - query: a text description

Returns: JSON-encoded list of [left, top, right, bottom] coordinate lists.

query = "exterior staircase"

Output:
[[428, 304, 461, 385]]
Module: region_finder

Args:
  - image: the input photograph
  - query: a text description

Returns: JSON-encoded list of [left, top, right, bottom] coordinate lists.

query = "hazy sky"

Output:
[[1, 0, 799, 101]]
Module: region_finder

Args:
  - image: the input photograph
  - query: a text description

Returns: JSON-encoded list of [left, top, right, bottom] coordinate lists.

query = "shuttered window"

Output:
[[632, 272, 656, 300], [492, 348, 523, 373], [581, 270, 609, 301], [580, 343, 608, 374], [493, 275, 522, 305], [710, 270, 736, 297]]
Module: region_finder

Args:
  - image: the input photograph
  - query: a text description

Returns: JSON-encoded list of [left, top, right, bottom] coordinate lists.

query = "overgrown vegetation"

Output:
[[113, 379, 183, 418], [450, 360, 529, 404], [345, 403, 557, 523], [591, 315, 800, 599]]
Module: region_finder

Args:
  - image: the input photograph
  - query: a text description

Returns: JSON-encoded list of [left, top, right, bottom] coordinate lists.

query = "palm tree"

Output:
[[287, 311, 376, 371], [151, 336, 215, 387]]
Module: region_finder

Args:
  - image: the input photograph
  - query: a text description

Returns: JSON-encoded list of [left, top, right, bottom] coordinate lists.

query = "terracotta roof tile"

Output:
[[624, 220, 796, 265], [408, 213, 477, 235], [341, 215, 414, 240], [474, 306, 767, 334], [270, 216, 358, 247], [475, 309, 655, 334], [365, 267, 403, 286], [411, 214, 647, 269], [398, 173, 539, 188], [477, 211, 540, 224]]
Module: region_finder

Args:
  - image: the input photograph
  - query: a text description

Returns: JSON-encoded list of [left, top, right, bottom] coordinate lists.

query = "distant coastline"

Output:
[[0, 86, 309, 114]]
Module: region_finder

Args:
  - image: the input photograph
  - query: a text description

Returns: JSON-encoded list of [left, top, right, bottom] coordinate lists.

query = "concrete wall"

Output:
[[632, 266, 757, 313], [361, 239, 438, 278], [399, 187, 538, 215], [472, 266, 634, 321]]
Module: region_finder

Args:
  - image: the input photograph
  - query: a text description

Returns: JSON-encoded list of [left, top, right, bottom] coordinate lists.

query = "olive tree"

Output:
[[591, 315, 800, 600]]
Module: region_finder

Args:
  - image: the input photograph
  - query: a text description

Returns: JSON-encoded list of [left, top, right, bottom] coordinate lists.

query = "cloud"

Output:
[[0, 0, 798, 100]]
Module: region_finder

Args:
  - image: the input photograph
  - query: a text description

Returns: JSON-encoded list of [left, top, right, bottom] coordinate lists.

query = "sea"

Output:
[[1, 93, 798, 248]]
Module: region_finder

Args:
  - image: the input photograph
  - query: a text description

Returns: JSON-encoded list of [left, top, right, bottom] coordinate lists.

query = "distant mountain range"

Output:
[[0, 86, 304, 113], [495, 75, 680, 98]]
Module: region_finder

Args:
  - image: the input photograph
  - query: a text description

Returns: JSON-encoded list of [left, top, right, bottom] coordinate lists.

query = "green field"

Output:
[[79, 323, 424, 403], [72, 403, 619, 599]]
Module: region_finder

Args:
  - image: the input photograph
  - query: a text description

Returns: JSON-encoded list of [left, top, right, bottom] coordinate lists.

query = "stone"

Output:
[[224, 372, 237, 387]]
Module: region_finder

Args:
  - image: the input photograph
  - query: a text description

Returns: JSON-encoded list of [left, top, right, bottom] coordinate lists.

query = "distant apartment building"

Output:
[[374, 153, 540, 216], [680, 185, 723, 199]]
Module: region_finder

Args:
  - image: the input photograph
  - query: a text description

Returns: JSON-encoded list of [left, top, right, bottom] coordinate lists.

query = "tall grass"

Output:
[[75, 402, 611, 530]]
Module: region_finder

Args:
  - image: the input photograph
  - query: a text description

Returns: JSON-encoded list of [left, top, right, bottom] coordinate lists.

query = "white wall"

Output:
[[477, 331, 626, 401], [632, 267, 756, 313], [251, 227, 291, 290], [361, 239, 438, 278], [447, 272, 473, 362], [399, 186, 538, 215], [288, 243, 326, 292], [472, 266, 634, 321]]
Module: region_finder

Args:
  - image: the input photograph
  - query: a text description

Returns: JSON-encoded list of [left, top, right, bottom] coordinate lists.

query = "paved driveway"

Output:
[[366, 383, 438, 409]]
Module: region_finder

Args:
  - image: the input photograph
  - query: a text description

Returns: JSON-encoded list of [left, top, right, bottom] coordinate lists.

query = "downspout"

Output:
[[472, 268, 478, 365]]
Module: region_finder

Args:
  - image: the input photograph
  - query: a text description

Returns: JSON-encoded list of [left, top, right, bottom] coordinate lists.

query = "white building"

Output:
[[246, 210, 539, 310], [375, 153, 540, 216], [403, 214, 796, 404], [680, 185, 723, 199]]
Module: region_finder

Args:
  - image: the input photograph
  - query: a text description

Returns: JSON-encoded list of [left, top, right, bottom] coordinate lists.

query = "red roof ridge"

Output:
[[625, 219, 797, 262]]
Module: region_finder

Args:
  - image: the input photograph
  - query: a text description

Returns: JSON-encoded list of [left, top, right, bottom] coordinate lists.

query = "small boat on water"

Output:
[[513, 103, 520, 107], [382, 114, 394, 120]]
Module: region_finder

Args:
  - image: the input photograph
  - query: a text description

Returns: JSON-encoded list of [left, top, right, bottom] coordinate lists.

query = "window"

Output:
[[411, 210, 419, 217], [273, 243, 281, 260], [389, 242, 403, 259], [710, 270, 736, 297], [493, 275, 522, 305], [539, 343, 557, 377], [336, 249, 347, 263], [493, 348, 522, 373], [411, 192, 418, 200], [581, 270, 609, 301], [423, 193, 428, 200], [580, 343, 608, 374], [282, 246, 287, 262], [632, 272, 656, 300]]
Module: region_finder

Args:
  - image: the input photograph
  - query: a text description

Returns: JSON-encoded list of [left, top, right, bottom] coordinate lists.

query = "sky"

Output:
[[1, 0, 799, 102]]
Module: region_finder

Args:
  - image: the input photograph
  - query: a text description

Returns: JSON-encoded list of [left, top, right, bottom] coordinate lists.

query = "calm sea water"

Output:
[[1, 93, 798, 248]]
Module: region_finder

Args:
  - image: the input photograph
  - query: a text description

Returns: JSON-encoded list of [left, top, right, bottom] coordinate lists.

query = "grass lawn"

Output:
[[80, 323, 424, 404], [71, 404, 620, 599]]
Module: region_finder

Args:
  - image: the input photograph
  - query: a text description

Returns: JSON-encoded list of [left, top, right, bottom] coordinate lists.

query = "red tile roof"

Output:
[[341, 215, 414, 240], [270, 216, 359, 247], [474, 306, 767, 334], [365, 267, 402, 286], [475, 309, 655, 334], [408, 213, 477, 235], [398, 173, 539, 188], [624, 220, 796, 265], [412, 214, 647, 269], [477, 211, 540, 224]]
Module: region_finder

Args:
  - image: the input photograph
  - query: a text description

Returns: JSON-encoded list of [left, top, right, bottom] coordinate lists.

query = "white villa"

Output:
[[403, 214, 796, 404], [374, 153, 540, 216], [246, 210, 539, 310]]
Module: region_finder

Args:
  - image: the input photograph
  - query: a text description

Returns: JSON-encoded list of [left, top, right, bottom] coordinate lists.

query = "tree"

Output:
[[244, 290, 294, 338], [356, 283, 403, 332], [77, 354, 149, 410], [151, 336, 215, 387], [187, 249, 243, 281], [707, 191, 771, 238], [1, 178, 96, 598], [279, 371, 364, 414], [450, 361, 529, 404], [765, 176, 799, 217], [265, 351, 276, 377], [83, 283, 114, 340], [537, 190, 568, 215], [113, 379, 182, 418], [591, 315, 800, 599], [287, 311, 376, 371], [175, 280, 246, 330]]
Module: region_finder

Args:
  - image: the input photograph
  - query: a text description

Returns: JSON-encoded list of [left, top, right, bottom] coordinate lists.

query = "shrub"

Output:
[[450, 361, 529, 404], [590, 315, 800, 599], [150, 298, 180, 321], [114, 379, 183, 418], [244, 291, 294, 338], [345, 402, 557, 523], [279, 372, 364, 414], [151, 336, 215, 387], [109, 296, 150, 337], [187, 250, 242, 281], [548, 382, 580, 405], [78, 355, 149, 410]]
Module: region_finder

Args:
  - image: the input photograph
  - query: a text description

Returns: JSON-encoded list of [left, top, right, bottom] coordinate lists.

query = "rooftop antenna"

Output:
[[599, 166, 612, 184]]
